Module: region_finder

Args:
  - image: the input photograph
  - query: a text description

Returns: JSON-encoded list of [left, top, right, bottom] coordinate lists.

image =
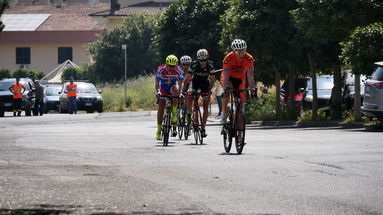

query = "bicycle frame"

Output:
[[222, 88, 248, 154], [160, 95, 178, 146], [192, 90, 203, 145]]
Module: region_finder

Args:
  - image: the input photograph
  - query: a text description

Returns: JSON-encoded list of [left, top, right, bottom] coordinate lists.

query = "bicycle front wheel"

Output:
[[222, 111, 233, 153], [177, 109, 184, 140], [162, 109, 171, 146], [193, 107, 203, 145], [234, 108, 246, 154]]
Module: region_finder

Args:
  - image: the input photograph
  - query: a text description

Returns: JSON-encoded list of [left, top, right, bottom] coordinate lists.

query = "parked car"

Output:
[[59, 81, 103, 113], [362, 61, 383, 120], [0, 78, 35, 117], [280, 77, 309, 112], [303, 75, 334, 110], [43, 84, 62, 113], [341, 70, 367, 110]]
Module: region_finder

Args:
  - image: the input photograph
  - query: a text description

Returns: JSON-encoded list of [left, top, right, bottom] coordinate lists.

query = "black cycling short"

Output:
[[230, 77, 243, 89], [192, 79, 210, 94]]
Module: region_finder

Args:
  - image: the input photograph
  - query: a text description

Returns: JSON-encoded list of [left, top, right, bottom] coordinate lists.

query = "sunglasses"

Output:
[[168, 65, 176, 68], [199, 59, 207, 62], [235, 51, 245, 55]]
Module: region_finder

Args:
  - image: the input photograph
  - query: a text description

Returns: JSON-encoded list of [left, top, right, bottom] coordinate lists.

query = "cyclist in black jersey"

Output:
[[182, 49, 215, 137]]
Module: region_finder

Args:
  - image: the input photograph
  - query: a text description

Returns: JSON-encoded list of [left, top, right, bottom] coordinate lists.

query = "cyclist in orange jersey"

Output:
[[221, 39, 257, 123]]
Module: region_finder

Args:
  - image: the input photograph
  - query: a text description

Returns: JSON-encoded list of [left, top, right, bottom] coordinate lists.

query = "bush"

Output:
[[298, 108, 329, 121], [12, 68, 44, 81], [100, 75, 157, 112], [0, 68, 10, 80]]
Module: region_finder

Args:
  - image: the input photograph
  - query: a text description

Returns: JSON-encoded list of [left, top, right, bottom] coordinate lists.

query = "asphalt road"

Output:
[[0, 111, 382, 215]]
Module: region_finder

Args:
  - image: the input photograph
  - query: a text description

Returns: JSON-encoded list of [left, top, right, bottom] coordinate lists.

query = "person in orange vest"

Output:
[[8, 77, 26, 117], [66, 77, 77, 114]]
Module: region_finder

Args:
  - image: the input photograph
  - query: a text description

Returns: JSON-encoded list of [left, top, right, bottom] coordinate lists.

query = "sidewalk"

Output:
[[207, 103, 379, 130]]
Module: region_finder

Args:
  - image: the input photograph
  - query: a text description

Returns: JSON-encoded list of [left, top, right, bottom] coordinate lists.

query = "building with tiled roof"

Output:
[[0, 0, 175, 75]]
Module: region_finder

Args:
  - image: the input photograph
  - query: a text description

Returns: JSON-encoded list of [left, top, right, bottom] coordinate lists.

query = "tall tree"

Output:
[[0, 0, 8, 32], [154, 0, 228, 67], [89, 13, 159, 82], [341, 23, 383, 120], [220, 0, 306, 119], [292, 0, 383, 119]]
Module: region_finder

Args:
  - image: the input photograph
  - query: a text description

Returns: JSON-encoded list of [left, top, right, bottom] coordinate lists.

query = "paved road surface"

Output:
[[0, 111, 382, 215]]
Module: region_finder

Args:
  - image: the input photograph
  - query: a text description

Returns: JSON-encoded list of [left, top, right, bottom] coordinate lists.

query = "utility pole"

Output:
[[122, 44, 127, 107]]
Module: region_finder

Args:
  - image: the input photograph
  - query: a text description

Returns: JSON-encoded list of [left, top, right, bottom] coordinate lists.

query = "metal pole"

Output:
[[124, 47, 127, 107], [122, 44, 127, 107]]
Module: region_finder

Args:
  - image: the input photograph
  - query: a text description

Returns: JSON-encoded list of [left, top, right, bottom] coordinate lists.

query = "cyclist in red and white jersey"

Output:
[[155, 55, 184, 140]]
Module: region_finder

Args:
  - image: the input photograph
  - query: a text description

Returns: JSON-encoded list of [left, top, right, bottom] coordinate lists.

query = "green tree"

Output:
[[220, 0, 307, 119], [292, 0, 383, 119], [0, 0, 8, 32], [61, 67, 81, 81], [89, 13, 159, 82], [341, 23, 383, 120], [154, 0, 228, 67]]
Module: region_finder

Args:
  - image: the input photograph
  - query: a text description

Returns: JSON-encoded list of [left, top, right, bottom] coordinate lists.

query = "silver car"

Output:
[[362, 61, 383, 120]]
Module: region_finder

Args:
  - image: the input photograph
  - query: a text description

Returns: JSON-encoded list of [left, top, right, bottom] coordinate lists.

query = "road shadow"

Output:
[[0, 204, 79, 215], [0, 206, 279, 215]]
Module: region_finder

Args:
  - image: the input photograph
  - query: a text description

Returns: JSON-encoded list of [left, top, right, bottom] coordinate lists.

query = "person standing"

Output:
[[33, 80, 45, 116], [214, 81, 224, 119], [66, 77, 77, 114], [8, 77, 26, 117]]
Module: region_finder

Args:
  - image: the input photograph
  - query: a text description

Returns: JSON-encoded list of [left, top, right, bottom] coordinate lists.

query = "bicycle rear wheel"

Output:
[[222, 110, 233, 153], [162, 108, 171, 146], [234, 108, 245, 154]]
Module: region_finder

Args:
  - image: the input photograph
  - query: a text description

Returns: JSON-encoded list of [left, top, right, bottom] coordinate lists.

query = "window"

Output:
[[58, 47, 73, 64], [16, 47, 31, 64]]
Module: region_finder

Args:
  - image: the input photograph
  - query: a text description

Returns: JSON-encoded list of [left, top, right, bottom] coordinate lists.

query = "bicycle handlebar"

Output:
[[159, 95, 180, 99]]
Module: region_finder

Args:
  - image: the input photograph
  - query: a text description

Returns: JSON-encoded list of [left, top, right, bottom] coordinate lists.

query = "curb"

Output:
[[249, 120, 369, 129]]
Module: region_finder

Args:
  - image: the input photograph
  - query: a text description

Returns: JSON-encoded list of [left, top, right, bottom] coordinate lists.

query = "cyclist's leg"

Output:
[[221, 71, 230, 115], [236, 77, 246, 138], [156, 87, 169, 140], [200, 79, 211, 128], [170, 84, 180, 136], [157, 99, 166, 140]]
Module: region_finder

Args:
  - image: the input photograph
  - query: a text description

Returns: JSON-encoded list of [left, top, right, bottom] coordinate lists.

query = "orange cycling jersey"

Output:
[[222, 52, 254, 79]]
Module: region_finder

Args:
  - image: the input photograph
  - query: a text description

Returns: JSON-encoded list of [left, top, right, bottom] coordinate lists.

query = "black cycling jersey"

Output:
[[188, 60, 215, 93], [188, 60, 215, 82]]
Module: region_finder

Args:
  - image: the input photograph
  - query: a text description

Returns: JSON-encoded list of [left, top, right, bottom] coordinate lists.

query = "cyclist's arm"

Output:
[[247, 68, 256, 89], [182, 73, 191, 92], [22, 85, 26, 94], [222, 70, 230, 90], [155, 79, 160, 94]]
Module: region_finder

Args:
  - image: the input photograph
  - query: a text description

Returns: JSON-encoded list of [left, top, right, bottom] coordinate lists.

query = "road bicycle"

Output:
[[221, 88, 248, 154], [161, 95, 178, 146], [191, 90, 204, 145]]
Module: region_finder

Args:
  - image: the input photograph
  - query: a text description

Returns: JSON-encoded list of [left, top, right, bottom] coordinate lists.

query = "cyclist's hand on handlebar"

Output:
[[250, 88, 258, 100]]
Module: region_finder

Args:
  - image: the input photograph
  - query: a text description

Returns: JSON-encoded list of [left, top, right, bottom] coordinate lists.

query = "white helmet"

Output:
[[231, 39, 247, 52], [196, 49, 209, 60], [180, 55, 192, 65]]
